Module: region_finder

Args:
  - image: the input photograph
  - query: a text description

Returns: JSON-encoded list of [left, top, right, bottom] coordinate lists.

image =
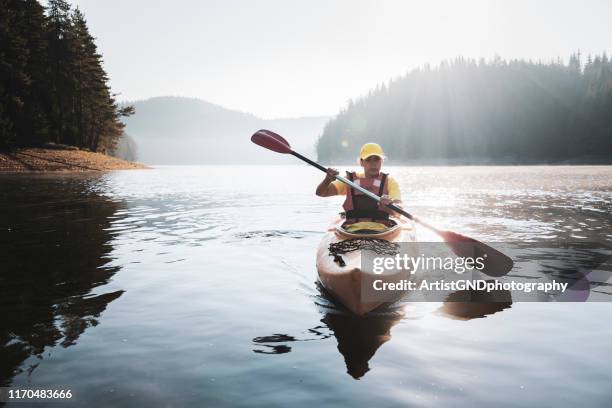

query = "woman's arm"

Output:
[[316, 168, 339, 197]]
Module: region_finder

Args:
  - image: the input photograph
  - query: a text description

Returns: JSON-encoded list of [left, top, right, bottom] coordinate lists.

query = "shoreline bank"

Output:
[[0, 148, 149, 172]]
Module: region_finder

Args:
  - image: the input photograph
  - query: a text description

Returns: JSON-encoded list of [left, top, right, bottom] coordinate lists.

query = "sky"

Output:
[[65, 0, 612, 119]]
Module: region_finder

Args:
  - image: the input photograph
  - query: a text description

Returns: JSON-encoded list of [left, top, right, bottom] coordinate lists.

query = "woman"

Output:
[[315, 142, 402, 231]]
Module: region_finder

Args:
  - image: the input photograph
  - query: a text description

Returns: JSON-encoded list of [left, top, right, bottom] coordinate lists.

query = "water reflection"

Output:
[[251, 310, 403, 379], [0, 174, 125, 386], [253, 328, 332, 355], [323, 311, 403, 379], [498, 241, 612, 301], [438, 287, 513, 320], [253, 283, 514, 380]]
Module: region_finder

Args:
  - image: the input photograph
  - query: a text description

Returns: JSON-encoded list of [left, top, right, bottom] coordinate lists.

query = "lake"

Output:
[[1, 165, 611, 407]]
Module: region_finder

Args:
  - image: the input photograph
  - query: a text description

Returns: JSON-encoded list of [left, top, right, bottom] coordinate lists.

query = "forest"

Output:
[[0, 0, 133, 151], [317, 54, 612, 164]]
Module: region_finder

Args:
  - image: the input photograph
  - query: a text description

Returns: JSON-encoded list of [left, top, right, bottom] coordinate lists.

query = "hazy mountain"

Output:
[[122, 96, 330, 164]]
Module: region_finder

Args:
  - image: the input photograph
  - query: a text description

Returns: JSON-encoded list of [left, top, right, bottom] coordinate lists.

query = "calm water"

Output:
[[1, 165, 611, 407]]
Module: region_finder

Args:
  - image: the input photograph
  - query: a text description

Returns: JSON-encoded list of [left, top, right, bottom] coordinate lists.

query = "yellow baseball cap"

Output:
[[359, 143, 385, 160]]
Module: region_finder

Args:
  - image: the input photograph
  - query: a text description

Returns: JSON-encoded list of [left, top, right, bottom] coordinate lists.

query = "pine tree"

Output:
[[46, 0, 76, 145], [19, 0, 50, 145], [70, 7, 133, 152], [0, 0, 51, 148], [0, 0, 30, 147]]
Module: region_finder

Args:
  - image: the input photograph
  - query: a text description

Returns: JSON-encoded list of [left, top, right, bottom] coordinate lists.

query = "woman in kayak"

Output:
[[315, 143, 402, 232]]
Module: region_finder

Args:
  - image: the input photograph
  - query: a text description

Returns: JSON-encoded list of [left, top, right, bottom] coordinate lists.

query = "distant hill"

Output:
[[122, 96, 330, 164]]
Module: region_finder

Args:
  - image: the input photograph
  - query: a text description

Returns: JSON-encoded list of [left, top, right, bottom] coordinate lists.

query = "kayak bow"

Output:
[[316, 217, 417, 315]]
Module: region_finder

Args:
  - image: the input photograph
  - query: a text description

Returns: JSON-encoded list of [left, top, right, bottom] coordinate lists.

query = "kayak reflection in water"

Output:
[[315, 142, 403, 230], [251, 286, 514, 379]]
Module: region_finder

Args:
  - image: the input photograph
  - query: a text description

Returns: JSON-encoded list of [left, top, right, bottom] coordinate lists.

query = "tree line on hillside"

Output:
[[0, 0, 133, 151], [317, 54, 612, 164]]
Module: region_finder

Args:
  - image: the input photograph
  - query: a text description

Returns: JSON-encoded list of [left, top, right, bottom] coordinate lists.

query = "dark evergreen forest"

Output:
[[1, 0, 133, 151]]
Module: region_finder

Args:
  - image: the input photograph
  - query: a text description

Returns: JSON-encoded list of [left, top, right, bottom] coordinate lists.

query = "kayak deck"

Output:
[[316, 217, 416, 316]]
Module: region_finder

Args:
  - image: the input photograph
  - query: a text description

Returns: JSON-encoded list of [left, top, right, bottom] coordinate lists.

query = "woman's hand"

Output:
[[316, 168, 340, 197], [324, 168, 339, 183], [378, 194, 392, 208], [379, 196, 403, 217]]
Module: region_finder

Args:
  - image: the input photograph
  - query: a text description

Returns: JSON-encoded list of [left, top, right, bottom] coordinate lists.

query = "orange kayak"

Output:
[[316, 217, 417, 315]]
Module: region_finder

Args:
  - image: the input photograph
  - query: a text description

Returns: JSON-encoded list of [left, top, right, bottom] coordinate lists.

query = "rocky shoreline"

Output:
[[0, 147, 149, 172]]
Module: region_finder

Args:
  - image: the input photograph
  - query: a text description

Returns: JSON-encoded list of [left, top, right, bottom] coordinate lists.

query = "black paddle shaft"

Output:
[[291, 151, 327, 172]]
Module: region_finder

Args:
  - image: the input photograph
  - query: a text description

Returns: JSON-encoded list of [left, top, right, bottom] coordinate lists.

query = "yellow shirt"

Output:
[[332, 173, 402, 201]]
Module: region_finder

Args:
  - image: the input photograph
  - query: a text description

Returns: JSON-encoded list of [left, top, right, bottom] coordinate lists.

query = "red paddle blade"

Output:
[[251, 129, 292, 154], [439, 230, 514, 277]]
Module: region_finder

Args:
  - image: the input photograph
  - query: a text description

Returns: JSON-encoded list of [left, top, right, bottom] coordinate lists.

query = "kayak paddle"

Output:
[[251, 129, 514, 277]]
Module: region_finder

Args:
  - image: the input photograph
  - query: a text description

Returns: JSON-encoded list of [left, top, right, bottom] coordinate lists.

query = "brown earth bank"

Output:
[[0, 147, 149, 172]]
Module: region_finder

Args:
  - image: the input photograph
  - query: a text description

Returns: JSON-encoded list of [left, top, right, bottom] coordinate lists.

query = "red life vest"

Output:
[[342, 172, 390, 221]]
